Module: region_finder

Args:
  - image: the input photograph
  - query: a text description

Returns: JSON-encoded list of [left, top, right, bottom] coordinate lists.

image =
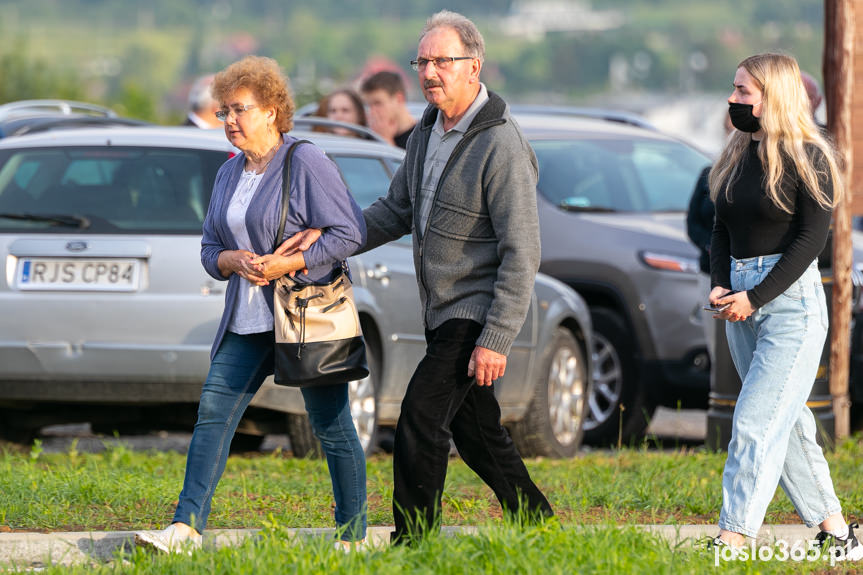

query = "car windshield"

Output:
[[532, 137, 710, 213], [0, 147, 228, 233]]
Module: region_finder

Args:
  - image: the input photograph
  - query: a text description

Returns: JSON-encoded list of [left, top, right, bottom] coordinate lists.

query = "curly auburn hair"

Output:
[[211, 55, 295, 133]]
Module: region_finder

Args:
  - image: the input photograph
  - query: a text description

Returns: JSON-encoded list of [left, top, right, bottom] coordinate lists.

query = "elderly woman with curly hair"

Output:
[[135, 55, 368, 553]]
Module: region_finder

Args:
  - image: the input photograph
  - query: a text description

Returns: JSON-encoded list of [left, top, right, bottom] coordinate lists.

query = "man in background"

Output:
[[184, 75, 221, 129], [360, 71, 417, 148]]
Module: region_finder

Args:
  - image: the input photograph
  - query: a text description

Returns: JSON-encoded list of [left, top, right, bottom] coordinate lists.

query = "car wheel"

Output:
[[286, 413, 323, 458], [229, 432, 265, 453], [349, 338, 379, 455], [285, 339, 379, 459], [0, 424, 39, 445], [509, 328, 588, 458], [0, 413, 37, 445], [583, 308, 655, 445]]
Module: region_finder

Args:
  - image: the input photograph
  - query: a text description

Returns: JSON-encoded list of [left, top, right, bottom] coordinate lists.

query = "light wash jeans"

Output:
[[173, 331, 367, 541], [719, 254, 841, 538]]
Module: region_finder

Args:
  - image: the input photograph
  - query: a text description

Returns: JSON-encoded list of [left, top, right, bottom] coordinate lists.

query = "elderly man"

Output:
[[285, 8, 554, 545], [183, 74, 221, 129], [361, 10, 553, 543]]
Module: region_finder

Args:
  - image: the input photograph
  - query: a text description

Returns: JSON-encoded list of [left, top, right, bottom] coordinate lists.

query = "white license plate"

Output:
[[16, 259, 141, 291]]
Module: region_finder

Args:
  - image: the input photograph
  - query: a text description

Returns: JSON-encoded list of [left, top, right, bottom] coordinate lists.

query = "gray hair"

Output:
[[421, 10, 485, 63], [187, 74, 216, 112]]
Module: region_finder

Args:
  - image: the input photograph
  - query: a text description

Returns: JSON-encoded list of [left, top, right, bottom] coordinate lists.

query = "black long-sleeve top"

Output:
[[710, 140, 833, 309], [687, 166, 714, 274]]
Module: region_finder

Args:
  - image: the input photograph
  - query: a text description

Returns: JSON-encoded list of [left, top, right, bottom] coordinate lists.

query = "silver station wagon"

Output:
[[0, 125, 593, 458]]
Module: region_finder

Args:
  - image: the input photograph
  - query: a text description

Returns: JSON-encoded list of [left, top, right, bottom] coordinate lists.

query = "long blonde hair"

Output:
[[709, 53, 840, 212]]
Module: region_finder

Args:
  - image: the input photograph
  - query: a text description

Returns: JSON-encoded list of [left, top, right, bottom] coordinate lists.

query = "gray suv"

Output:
[[518, 113, 712, 444]]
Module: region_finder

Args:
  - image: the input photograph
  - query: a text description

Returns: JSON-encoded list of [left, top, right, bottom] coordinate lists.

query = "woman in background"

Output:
[[314, 89, 367, 137]]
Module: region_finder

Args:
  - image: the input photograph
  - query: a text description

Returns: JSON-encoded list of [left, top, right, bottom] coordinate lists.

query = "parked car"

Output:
[[0, 125, 593, 458], [514, 112, 713, 444], [332, 101, 713, 444], [0, 100, 147, 138]]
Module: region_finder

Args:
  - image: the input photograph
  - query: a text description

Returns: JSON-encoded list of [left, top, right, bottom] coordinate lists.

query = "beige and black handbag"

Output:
[[272, 140, 369, 387]]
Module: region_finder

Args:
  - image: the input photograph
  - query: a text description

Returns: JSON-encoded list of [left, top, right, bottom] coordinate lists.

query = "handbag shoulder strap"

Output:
[[275, 139, 312, 252]]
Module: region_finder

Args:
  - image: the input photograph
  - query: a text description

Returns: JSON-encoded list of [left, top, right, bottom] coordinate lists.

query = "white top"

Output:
[[226, 169, 273, 334]]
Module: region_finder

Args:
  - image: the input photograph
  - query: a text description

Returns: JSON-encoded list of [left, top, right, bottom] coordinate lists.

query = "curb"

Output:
[[0, 524, 819, 568]]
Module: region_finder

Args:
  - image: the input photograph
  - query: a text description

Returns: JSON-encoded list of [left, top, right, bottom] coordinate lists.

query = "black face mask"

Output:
[[728, 102, 761, 133]]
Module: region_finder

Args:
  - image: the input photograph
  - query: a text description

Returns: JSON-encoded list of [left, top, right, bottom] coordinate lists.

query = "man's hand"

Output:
[[275, 228, 321, 276], [468, 346, 507, 386], [250, 252, 306, 282], [276, 228, 321, 255]]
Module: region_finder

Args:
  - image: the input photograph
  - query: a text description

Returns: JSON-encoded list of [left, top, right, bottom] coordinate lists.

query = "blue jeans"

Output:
[[173, 331, 367, 541], [720, 254, 841, 538]]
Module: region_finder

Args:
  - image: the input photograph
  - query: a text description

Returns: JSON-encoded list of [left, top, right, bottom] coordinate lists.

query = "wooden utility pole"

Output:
[[824, 0, 855, 440]]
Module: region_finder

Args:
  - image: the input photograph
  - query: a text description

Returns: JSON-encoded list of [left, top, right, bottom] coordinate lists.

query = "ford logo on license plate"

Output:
[[66, 241, 88, 252]]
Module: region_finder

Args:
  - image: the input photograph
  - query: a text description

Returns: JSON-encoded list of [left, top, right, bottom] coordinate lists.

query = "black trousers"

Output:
[[392, 319, 553, 542]]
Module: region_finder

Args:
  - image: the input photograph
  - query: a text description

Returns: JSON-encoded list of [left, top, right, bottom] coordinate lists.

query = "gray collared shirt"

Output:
[[417, 83, 489, 238]]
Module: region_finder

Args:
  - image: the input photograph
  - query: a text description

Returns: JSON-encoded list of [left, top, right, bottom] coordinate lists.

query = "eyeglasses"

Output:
[[215, 104, 257, 122], [410, 56, 474, 71]]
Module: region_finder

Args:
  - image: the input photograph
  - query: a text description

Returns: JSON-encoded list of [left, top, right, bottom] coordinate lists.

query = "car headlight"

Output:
[[638, 250, 700, 274]]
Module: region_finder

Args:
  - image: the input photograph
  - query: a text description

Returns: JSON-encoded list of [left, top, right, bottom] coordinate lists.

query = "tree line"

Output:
[[0, 0, 825, 123]]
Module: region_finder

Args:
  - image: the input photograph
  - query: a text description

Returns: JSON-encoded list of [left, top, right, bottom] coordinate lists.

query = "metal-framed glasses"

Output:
[[215, 104, 257, 122], [410, 56, 474, 71]]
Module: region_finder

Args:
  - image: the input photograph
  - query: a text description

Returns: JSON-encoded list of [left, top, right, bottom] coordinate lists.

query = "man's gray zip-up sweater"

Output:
[[359, 91, 540, 356]]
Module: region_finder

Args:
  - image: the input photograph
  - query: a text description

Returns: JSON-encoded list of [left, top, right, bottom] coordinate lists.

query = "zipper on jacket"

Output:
[[416, 116, 507, 325]]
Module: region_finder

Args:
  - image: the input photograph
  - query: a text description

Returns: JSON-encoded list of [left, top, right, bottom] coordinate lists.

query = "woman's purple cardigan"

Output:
[[201, 135, 366, 359]]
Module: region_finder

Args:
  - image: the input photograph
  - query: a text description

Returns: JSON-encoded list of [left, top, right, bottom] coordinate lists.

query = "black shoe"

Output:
[[390, 530, 415, 547], [815, 521, 863, 561]]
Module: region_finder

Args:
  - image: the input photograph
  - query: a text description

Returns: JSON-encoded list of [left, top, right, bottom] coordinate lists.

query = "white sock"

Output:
[[827, 524, 849, 540]]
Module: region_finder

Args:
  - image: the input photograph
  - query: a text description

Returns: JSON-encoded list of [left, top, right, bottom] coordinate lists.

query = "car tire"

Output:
[[229, 432, 265, 453], [510, 327, 589, 458], [349, 337, 379, 455], [284, 339, 380, 459], [286, 413, 323, 459], [583, 308, 655, 445], [0, 413, 37, 445]]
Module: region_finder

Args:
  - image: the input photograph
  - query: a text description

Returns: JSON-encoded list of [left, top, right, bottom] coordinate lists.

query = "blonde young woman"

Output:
[[708, 53, 860, 561]]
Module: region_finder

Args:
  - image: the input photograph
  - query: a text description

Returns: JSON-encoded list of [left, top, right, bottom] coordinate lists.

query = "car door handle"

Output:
[[366, 264, 390, 285]]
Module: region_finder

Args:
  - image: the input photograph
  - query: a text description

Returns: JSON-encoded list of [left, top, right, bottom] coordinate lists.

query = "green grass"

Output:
[[2, 437, 862, 532], [3, 438, 863, 572], [15, 522, 863, 575]]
